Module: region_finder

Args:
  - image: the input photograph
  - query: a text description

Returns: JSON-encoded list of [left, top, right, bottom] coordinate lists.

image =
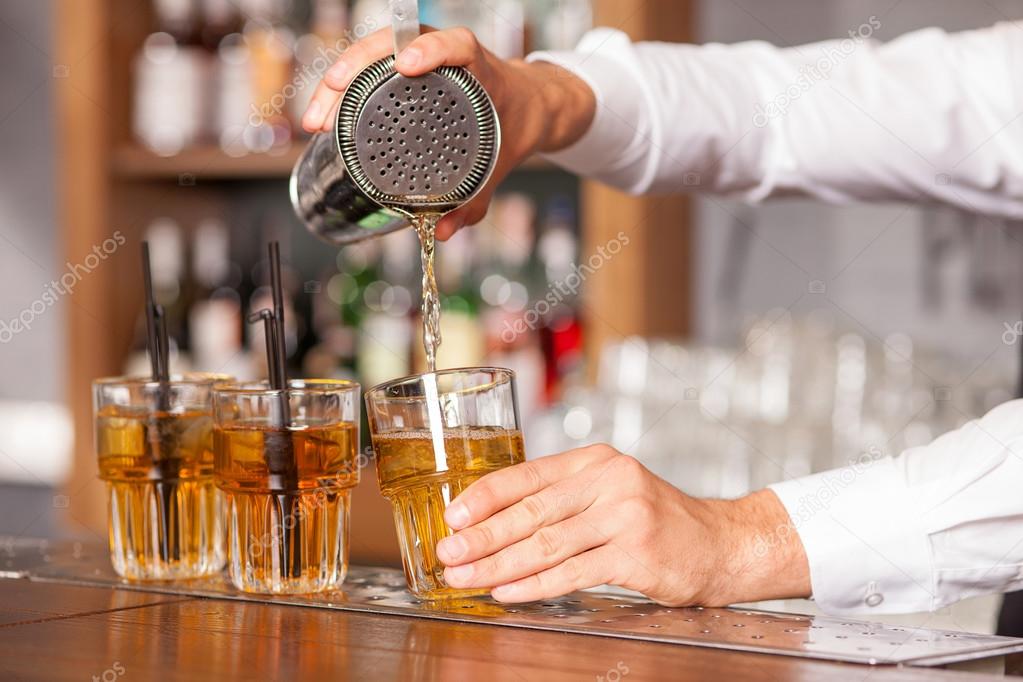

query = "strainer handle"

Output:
[[388, 0, 421, 58]]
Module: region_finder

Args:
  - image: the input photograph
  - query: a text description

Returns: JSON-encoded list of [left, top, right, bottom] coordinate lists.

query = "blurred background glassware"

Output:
[[213, 379, 360, 594], [93, 373, 230, 580], [366, 367, 525, 599], [525, 310, 1008, 500]]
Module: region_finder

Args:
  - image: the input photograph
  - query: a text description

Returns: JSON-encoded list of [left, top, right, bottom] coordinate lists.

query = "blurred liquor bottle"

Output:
[[322, 240, 384, 380], [125, 217, 194, 376], [133, 0, 209, 155], [198, 0, 242, 50], [188, 218, 252, 379], [424, 0, 525, 58], [291, 0, 352, 130], [536, 196, 585, 401], [532, 0, 592, 51], [244, 233, 301, 379], [238, 0, 296, 154], [303, 262, 359, 382], [478, 193, 546, 421], [357, 231, 415, 387], [153, 0, 201, 44], [426, 228, 485, 372], [214, 32, 257, 156]]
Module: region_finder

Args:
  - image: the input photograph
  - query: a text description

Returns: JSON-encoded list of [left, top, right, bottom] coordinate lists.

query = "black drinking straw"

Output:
[[142, 242, 170, 388], [142, 242, 178, 563], [247, 242, 300, 579], [269, 243, 290, 396]]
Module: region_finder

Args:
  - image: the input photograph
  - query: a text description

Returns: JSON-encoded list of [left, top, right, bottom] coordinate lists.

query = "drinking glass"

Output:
[[93, 373, 229, 580], [213, 379, 360, 594], [366, 367, 525, 600]]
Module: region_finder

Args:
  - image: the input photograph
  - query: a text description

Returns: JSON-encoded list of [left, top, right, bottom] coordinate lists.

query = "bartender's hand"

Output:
[[301, 26, 596, 240], [435, 445, 812, 605]]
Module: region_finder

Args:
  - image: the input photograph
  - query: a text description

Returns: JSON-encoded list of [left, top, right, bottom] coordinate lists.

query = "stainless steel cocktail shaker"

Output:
[[289, 0, 501, 245]]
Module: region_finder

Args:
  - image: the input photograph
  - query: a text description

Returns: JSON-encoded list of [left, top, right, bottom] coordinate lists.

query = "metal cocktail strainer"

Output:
[[290, 0, 501, 244]]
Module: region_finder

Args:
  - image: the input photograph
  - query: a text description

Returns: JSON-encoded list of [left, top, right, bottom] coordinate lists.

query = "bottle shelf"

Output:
[[112, 144, 556, 181], [111, 144, 305, 180]]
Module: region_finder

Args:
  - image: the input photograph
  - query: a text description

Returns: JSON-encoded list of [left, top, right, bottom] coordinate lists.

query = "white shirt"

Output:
[[770, 400, 1023, 615], [530, 24, 1023, 614], [529, 23, 1023, 218]]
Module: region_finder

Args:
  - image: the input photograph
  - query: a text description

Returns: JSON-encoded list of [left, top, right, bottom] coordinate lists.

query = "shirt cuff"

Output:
[[526, 28, 655, 191], [768, 457, 935, 614]]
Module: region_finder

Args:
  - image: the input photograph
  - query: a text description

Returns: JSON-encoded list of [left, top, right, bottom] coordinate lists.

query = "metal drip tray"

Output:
[[4, 537, 1022, 668]]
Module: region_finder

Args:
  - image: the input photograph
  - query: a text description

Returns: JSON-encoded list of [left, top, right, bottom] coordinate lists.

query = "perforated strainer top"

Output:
[[337, 56, 500, 214]]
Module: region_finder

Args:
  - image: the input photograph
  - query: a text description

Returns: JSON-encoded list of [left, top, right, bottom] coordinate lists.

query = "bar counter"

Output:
[[0, 577, 1017, 681]]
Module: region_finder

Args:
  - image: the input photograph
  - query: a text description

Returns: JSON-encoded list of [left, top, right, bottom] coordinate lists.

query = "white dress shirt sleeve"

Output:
[[527, 23, 1023, 218], [768, 399, 1023, 614]]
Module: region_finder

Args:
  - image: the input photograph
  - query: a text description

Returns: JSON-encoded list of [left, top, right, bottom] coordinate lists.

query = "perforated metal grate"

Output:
[[5, 537, 1022, 668], [337, 56, 498, 214]]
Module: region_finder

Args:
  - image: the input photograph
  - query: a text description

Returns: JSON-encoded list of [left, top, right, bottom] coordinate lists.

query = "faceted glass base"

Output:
[[106, 478, 225, 581], [388, 473, 493, 600], [226, 488, 351, 594]]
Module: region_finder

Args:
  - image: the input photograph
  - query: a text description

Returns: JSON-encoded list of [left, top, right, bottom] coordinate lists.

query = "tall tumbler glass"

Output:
[[213, 380, 360, 594], [94, 374, 229, 580], [365, 368, 525, 600]]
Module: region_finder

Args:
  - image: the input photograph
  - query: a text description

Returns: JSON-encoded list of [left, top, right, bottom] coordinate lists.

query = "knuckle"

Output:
[[519, 493, 548, 526], [417, 32, 443, 52], [533, 526, 562, 559], [344, 40, 368, 61], [471, 522, 496, 550], [557, 555, 586, 587], [620, 496, 655, 527], [583, 443, 617, 461], [465, 203, 488, 226], [472, 557, 496, 583], [613, 453, 646, 479], [520, 460, 546, 493], [450, 25, 478, 48]]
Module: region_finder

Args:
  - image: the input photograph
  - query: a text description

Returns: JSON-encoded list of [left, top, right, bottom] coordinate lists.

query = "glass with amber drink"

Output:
[[93, 374, 229, 580], [366, 368, 526, 600], [213, 379, 360, 594]]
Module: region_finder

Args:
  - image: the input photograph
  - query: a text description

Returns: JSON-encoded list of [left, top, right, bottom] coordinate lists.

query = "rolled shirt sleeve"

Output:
[[527, 22, 1023, 218], [769, 399, 1023, 615]]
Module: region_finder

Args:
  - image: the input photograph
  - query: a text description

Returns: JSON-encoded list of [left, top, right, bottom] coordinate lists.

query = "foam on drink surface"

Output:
[[372, 426, 525, 492]]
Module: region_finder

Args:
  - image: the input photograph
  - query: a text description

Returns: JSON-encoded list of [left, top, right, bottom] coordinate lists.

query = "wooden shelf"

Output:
[[111, 144, 304, 180], [112, 144, 556, 181]]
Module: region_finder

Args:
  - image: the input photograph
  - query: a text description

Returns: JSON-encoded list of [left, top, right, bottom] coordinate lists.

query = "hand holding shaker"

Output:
[[366, 368, 525, 599]]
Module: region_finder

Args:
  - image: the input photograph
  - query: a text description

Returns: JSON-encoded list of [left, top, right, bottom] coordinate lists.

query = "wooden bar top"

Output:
[[0, 579, 1007, 681]]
